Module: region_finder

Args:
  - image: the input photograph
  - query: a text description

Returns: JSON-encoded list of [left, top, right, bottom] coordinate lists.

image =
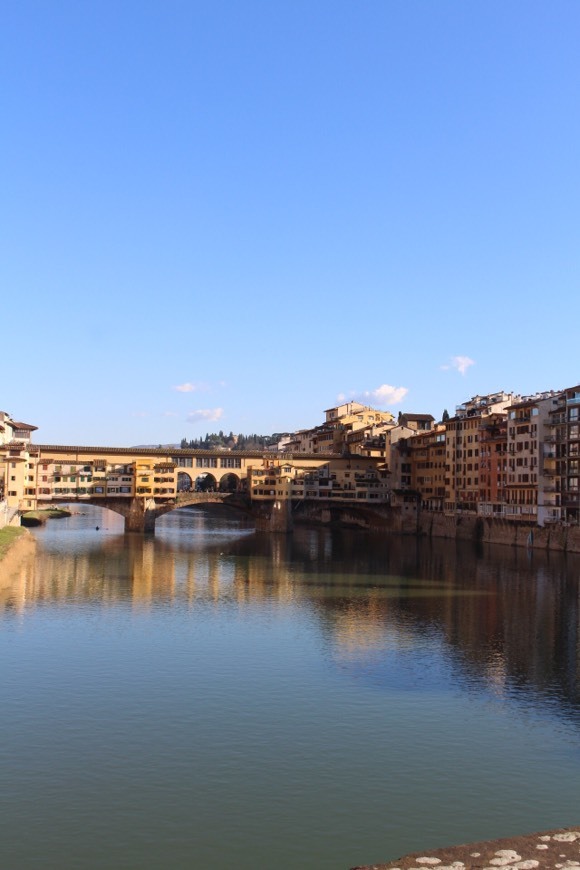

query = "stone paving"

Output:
[[351, 827, 580, 870]]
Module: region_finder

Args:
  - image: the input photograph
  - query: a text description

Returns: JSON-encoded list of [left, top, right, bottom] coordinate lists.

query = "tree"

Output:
[[442, 409, 450, 422]]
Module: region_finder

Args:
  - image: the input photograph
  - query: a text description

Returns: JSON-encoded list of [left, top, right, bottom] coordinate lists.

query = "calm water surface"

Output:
[[1, 506, 580, 869]]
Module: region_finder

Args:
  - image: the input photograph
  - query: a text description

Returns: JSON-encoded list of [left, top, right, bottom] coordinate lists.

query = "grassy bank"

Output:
[[0, 526, 27, 560], [21, 508, 71, 526]]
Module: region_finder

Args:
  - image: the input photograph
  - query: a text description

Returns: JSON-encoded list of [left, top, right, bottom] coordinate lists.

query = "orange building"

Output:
[[477, 414, 508, 516]]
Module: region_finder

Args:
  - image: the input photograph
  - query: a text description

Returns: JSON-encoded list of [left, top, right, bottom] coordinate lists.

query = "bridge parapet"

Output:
[[174, 492, 232, 506]]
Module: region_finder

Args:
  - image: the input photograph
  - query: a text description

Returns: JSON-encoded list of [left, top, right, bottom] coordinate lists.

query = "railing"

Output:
[[175, 491, 231, 503]]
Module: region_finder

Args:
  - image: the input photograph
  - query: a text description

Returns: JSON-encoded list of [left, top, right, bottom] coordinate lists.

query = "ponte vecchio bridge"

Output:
[[6, 442, 391, 533]]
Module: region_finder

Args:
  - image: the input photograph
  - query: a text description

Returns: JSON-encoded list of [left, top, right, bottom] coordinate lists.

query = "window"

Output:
[[220, 457, 242, 469], [197, 457, 217, 468], [173, 456, 193, 467]]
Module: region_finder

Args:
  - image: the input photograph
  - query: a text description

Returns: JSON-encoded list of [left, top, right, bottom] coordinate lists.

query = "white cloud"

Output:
[[371, 384, 408, 405], [172, 381, 210, 393], [341, 384, 409, 407], [162, 411, 179, 417], [441, 356, 475, 375], [186, 408, 224, 424]]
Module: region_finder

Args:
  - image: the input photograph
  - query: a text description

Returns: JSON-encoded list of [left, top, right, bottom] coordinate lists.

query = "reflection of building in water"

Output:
[[297, 536, 580, 715], [4, 518, 580, 720], [482, 651, 508, 695], [0, 533, 179, 611], [0, 537, 37, 613], [128, 537, 176, 605], [330, 598, 412, 657]]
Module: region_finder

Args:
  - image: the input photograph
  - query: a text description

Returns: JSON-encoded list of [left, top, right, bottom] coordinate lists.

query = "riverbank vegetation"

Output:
[[20, 508, 71, 527], [0, 526, 27, 560]]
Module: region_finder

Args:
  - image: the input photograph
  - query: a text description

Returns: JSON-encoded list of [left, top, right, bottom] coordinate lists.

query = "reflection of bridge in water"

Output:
[[3, 521, 580, 725]]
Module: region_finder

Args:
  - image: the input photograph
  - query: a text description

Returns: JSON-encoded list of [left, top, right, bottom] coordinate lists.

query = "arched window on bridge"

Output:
[[177, 471, 193, 492], [218, 473, 240, 493], [195, 473, 217, 492]]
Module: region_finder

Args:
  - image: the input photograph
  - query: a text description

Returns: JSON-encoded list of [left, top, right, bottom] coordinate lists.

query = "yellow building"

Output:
[[248, 454, 390, 503], [0, 412, 38, 512], [409, 425, 447, 510], [287, 402, 395, 456]]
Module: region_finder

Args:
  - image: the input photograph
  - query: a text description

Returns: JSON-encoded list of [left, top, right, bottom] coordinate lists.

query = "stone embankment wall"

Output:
[[294, 500, 580, 553], [293, 501, 417, 534], [418, 511, 580, 553]]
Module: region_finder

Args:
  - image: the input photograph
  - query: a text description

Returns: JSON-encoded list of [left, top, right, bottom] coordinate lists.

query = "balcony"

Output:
[[562, 494, 580, 506]]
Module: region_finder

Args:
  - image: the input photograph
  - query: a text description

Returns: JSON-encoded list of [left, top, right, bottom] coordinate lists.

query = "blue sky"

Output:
[[2, 1, 579, 446]]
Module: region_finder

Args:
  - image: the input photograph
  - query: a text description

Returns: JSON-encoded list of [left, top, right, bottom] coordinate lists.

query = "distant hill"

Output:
[[179, 431, 289, 451], [129, 432, 290, 451], [131, 443, 180, 449]]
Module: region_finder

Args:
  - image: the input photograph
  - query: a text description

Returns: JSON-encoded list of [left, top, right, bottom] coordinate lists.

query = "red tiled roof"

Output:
[[12, 421, 38, 431]]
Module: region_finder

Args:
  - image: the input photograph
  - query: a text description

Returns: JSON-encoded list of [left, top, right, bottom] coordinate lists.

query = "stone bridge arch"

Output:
[[44, 497, 142, 528], [150, 492, 253, 531], [43, 493, 252, 533]]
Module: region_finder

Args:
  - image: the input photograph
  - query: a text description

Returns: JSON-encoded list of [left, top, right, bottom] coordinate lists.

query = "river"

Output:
[[1, 506, 579, 869]]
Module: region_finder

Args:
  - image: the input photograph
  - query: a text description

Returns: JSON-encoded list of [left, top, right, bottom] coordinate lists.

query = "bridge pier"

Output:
[[254, 499, 294, 534], [124, 497, 158, 534]]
